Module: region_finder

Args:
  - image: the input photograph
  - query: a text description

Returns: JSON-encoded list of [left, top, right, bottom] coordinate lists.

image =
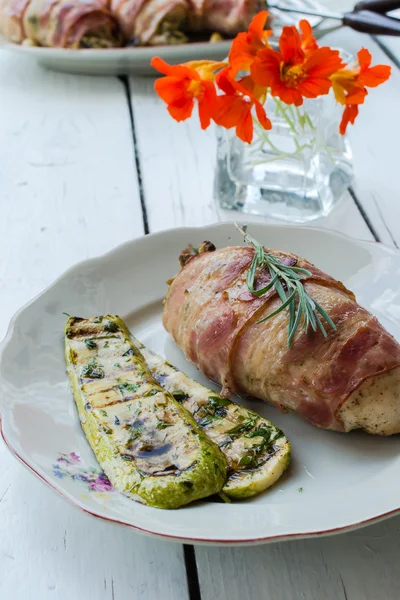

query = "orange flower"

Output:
[[299, 19, 318, 52], [151, 57, 226, 128], [250, 24, 343, 106], [330, 48, 391, 134], [330, 48, 391, 105], [228, 11, 272, 74], [339, 105, 358, 135], [213, 68, 271, 143]]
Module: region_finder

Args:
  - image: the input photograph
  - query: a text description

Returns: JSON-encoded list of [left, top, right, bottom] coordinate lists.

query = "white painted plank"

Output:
[[0, 50, 189, 600], [0, 51, 143, 340], [0, 462, 188, 600], [196, 516, 400, 600], [320, 28, 400, 247], [128, 75, 373, 242]]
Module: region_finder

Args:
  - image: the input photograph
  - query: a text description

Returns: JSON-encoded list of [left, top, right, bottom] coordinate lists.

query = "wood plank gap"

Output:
[[183, 545, 202, 600], [119, 75, 149, 234], [373, 36, 400, 70], [348, 186, 380, 242]]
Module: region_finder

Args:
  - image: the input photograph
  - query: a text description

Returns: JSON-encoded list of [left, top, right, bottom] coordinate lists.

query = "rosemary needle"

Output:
[[235, 224, 336, 347]]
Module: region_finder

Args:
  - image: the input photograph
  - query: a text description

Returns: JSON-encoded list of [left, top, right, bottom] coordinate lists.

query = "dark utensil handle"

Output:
[[354, 0, 400, 13], [343, 10, 400, 34]]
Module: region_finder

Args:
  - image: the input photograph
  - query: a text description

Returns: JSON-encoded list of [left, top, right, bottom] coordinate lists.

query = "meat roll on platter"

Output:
[[0, 0, 265, 48], [0, 0, 121, 46], [163, 236, 400, 436]]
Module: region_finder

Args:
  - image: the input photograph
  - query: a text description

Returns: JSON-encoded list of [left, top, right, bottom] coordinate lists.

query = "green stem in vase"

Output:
[[272, 98, 297, 134]]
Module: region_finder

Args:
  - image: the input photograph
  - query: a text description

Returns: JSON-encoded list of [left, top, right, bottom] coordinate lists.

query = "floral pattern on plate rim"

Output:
[[52, 452, 114, 493]]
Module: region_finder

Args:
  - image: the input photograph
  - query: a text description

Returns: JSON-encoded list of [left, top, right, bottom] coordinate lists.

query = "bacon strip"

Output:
[[0, 0, 118, 47], [188, 0, 265, 36], [0, 0, 30, 43], [110, 0, 188, 43], [163, 245, 400, 432]]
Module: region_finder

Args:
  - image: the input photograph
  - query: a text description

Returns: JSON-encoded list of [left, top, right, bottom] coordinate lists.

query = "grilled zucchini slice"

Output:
[[134, 337, 290, 499], [65, 316, 227, 509]]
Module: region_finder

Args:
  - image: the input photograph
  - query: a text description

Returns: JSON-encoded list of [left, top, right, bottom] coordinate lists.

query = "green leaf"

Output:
[[119, 383, 140, 394], [256, 290, 296, 325], [209, 396, 231, 407], [234, 223, 336, 347], [85, 339, 97, 350]]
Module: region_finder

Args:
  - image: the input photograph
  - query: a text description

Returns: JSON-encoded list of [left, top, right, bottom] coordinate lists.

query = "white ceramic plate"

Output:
[[0, 1, 325, 75], [0, 35, 232, 75], [1, 223, 400, 546]]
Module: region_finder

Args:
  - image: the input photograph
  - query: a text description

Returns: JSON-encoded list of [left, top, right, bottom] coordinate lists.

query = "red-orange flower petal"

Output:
[[228, 10, 271, 74], [250, 48, 281, 87], [255, 101, 272, 130], [197, 81, 217, 129], [302, 47, 343, 78], [251, 42, 340, 105], [214, 68, 270, 142], [279, 25, 304, 65], [299, 19, 318, 51], [152, 56, 224, 127], [358, 48, 391, 88], [340, 104, 359, 135]]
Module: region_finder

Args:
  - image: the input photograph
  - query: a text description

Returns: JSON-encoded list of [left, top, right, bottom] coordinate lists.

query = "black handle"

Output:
[[343, 10, 400, 34], [354, 0, 400, 13]]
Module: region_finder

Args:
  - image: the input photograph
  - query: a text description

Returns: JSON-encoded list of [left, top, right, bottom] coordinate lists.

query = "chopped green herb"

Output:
[[119, 383, 140, 394], [123, 348, 135, 357], [62, 312, 71, 317], [165, 362, 178, 372], [198, 415, 217, 427], [114, 363, 121, 368], [143, 389, 159, 397], [126, 422, 143, 444], [298, 487, 303, 493], [246, 427, 273, 440], [121, 454, 132, 461], [104, 341, 109, 348], [172, 390, 189, 402], [209, 396, 231, 407], [81, 358, 104, 379], [99, 409, 108, 417], [156, 420, 173, 430], [236, 223, 337, 347], [93, 316, 103, 323], [226, 418, 258, 437], [85, 339, 97, 350], [219, 439, 232, 448], [104, 320, 119, 333], [239, 455, 254, 466]]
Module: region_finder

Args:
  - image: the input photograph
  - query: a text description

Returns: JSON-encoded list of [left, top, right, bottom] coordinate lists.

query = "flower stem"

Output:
[[273, 98, 297, 134]]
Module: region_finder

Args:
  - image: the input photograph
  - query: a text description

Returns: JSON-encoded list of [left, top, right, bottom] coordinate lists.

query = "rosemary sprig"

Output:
[[235, 224, 336, 347]]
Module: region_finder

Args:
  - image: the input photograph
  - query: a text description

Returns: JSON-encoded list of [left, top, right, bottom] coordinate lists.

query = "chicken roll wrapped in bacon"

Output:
[[110, 0, 189, 45], [0, 0, 29, 43], [1, 0, 122, 47], [188, 0, 266, 37], [163, 242, 400, 436]]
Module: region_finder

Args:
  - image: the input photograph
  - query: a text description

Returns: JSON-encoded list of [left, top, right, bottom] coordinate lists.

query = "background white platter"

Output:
[[0, 0, 326, 75]]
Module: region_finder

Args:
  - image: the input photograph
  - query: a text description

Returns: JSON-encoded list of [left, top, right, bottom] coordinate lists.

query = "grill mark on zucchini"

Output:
[[133, 336, 290, 499], [65, 315, 228, 509]]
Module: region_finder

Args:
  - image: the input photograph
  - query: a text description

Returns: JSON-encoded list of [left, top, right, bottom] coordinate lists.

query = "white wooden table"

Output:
[[1, 6, 400, 598]]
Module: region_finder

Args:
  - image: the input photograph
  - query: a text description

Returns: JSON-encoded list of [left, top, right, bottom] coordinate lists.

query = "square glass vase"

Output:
[[214, 93, 354, 223]]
